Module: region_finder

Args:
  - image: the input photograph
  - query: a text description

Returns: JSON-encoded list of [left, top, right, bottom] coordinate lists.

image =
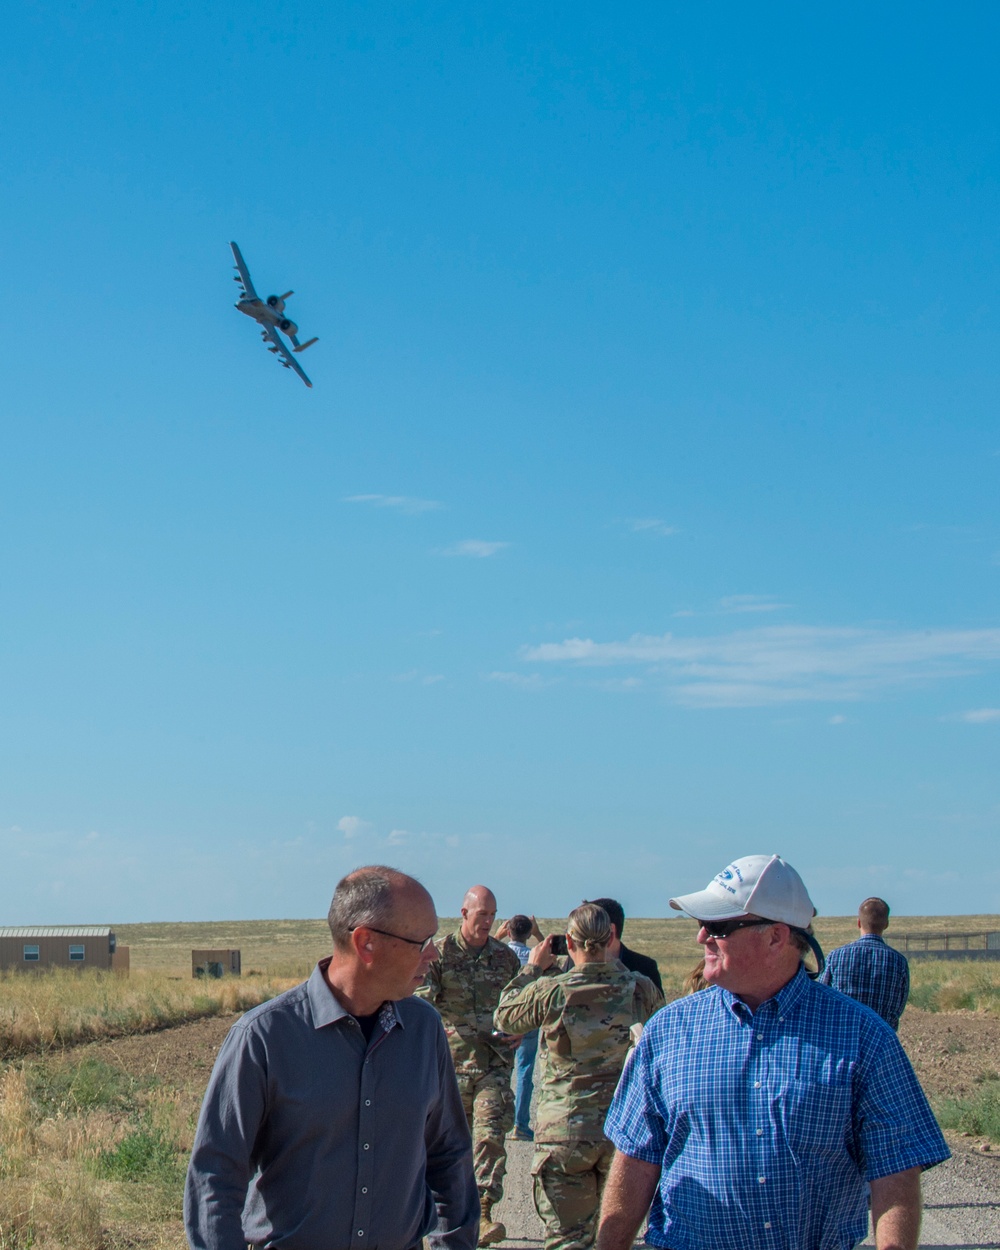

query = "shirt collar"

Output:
[[454, 928, 490, 956], [858, 932, 885, 943], [722, 963, 811, 1021], [307, 958, 404, 1032]]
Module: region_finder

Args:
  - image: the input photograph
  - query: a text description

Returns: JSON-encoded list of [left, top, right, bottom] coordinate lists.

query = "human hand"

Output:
[[529, 935, 557, 970], [530, 915, 544, 942], [495, 919, 511, 941]]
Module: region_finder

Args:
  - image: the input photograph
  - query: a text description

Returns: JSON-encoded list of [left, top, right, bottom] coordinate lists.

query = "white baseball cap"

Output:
[[669, 854, 816, 930]]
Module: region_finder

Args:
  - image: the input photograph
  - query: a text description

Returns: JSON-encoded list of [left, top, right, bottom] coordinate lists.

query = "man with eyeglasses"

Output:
[[185, 866, 478, 1250], [416, 885, 522, 1247], [597, 854, 949, 1250]]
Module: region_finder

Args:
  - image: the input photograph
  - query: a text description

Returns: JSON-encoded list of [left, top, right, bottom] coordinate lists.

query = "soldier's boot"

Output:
[[478, 1196, 506, 1247]]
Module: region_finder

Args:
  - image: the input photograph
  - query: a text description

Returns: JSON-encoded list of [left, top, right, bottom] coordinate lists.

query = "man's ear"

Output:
[[352, 927, 377, 966], [609, 924, 619, 941]]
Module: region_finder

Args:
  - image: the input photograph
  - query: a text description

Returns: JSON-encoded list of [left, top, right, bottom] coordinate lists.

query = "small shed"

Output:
[[0, 926, 117, 972], [192, 949, 241, 978]]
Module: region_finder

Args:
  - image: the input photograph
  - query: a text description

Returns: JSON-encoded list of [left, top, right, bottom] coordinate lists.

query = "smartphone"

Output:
[[549, 934, 568, 957]]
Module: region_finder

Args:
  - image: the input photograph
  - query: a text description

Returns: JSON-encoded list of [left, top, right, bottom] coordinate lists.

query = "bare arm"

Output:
[[870, 1167, 922, 1250], [595, 1150, 660, 1250]]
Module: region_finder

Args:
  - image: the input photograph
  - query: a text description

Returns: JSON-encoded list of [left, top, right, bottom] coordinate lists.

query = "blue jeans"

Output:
[[514, 1029, 538, 1133]]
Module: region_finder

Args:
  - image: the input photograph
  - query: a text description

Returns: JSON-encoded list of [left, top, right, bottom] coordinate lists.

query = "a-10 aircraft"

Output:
[[229, 241, 318, 387]]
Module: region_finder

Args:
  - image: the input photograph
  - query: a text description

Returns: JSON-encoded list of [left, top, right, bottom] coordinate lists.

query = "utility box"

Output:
[[193, 949, 241, 978], [0, 927, 117, 972]]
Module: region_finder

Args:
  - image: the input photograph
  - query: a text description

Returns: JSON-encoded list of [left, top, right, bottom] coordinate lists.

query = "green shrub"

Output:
[[935, 1080, 1000, 1143], [94, 1121, 183, 1184], [27, 1056, 143, 1117]]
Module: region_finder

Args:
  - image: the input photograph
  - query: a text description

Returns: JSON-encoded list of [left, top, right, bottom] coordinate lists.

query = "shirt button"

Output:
[[754, 1081, 762, 1088], [363, 1143, 370, 1150], [764, 1222, 772, 1229], [759, 1176, 766, 1184], [756, 1032, 764, 1040], [361, 1187, 368, 1194], [365, 1099, 371, 1106], [358, 1231, 364, 1237], [756, 1128, 763, 1136]]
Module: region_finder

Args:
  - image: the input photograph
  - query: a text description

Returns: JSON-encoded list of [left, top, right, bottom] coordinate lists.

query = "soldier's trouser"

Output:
[[531, 1139, 615, 1250], [457, 1070, 515, 1204]]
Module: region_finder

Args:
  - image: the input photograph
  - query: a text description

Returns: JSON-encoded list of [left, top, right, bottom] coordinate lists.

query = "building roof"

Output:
[[0, 926, 114, 938]]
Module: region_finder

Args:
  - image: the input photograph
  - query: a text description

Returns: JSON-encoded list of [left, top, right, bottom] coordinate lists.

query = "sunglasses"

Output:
[[698, 918, 775, 940]]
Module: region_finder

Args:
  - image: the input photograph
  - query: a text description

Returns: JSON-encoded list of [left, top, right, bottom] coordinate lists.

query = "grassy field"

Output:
[[1, 915, 998, 1247], [116, 913, 1000, 1008], [0, 969, 295, 1060]]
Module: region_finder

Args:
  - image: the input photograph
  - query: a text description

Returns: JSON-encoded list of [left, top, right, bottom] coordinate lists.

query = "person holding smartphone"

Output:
[[494, 904, 660, 1250]]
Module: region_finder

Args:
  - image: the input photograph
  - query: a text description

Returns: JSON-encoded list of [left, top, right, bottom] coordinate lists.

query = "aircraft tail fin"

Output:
[[294, 337, 319, 353]]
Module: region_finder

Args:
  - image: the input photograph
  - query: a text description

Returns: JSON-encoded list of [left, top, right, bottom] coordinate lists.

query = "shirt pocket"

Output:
[[779, 1078, 853, 1157]]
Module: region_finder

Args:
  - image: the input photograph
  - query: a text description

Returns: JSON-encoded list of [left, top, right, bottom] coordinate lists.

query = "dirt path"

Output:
[[68, 1007, 1000, 1248]]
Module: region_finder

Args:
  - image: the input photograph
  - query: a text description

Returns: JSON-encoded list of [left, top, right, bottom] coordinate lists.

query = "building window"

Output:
[[69, 945, 85, 962], [23, 945, 40, 961]]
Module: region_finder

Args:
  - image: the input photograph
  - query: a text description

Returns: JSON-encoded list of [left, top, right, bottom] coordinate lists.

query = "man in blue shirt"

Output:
[[597, 854, 949, 1250], [820, 896, 910, 1030]]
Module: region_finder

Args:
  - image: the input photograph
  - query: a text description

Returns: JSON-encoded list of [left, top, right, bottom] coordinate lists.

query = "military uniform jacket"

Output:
[[416, 930, 522, 1077], [494, 960, 660, 1141]]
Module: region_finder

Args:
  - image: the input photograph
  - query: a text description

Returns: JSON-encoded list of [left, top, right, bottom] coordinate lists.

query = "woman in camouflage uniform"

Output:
[[494, 904, 660, 1250]]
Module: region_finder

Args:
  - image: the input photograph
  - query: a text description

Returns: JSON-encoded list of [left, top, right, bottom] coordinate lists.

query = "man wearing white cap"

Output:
[[596, 854, 949, 1250]]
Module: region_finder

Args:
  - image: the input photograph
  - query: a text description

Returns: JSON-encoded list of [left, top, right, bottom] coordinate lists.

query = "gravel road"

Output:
[[492, 1137, 1000, 1249]]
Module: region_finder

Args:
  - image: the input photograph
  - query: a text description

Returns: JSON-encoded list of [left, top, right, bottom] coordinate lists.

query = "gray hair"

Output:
[[567, 903, 613, 952], [327, 866, 404, 950]]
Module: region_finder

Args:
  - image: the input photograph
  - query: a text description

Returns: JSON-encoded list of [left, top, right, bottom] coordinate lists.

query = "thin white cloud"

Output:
[[828, 714, 849, 725], [487, 670, 549, 689], [520, 624, 1000, 709], [718, 594, 791, 614], [387, 829, 410, 846], [626, 518, 679, 537], [394, 670, 446, 685], [441, 540, 510, 559], [953, 708, 1000, 724], [337, 815, 374, 840], [344, 494, 443, 515]]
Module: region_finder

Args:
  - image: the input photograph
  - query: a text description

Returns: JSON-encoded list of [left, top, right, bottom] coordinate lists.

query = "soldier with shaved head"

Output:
[[417, 885, 522, 1246]]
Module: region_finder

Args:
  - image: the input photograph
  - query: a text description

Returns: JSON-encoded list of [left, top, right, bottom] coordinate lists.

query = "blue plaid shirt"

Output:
[[604, 966, 948, 1250], [819, 934, 910, 1030]]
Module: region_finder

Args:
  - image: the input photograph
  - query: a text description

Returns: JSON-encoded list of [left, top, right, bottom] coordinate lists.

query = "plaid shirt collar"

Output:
[[719, 963, 810, 1023]]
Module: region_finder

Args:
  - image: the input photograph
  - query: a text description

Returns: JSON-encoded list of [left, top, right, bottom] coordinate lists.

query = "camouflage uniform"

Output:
[[416, 930, 522, 1204], [494, 960, 660, 1250]]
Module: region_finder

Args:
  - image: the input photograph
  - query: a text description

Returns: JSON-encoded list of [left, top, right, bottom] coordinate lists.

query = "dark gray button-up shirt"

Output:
[[184, 960, 478, 1250]]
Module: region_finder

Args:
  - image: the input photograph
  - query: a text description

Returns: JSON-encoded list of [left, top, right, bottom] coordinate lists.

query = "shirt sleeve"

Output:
[[603, 1027, 669, 1165], [184, 1020, 267, 1250], [415, 955, 443, 1004], [853, 1023, 951, 1181], [424, 1019, 480, 1250], [494, 967, 559, 1035]]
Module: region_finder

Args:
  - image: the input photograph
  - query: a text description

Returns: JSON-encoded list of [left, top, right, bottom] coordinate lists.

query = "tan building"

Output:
[[0, 926, 119, 972], [192, 949, 241, 978]]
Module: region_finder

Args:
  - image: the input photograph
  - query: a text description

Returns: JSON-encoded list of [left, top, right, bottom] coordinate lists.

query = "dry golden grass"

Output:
[[0, 969, 292, 1059]]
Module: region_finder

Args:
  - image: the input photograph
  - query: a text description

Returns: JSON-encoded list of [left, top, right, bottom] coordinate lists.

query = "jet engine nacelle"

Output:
[[266, 294, 285, 312], [279, 318, 299, 336]]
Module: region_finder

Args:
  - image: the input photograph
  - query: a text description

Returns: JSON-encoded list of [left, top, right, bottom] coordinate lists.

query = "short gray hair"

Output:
[[327, 866, 403, 950]]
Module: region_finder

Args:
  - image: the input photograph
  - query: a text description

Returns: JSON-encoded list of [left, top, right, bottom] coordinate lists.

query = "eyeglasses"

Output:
[[698, 918, 775, 940], [352, 926, 437, 952]]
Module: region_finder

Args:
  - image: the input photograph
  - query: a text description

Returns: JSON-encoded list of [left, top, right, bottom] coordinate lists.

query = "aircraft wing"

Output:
[[230, 241, 259, 301], [262, 324, 313, 387]]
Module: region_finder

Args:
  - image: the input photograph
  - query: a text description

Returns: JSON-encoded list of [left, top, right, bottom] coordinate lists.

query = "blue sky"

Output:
[[2, 3, 999, 924]]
